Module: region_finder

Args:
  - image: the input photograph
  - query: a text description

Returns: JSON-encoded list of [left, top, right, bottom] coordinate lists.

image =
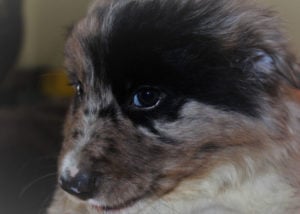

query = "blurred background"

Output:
[[0, 0, 299, 213], [0, 0, 90, 213]]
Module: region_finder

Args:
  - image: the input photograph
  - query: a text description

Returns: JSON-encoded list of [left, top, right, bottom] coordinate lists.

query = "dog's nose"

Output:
[[59, 171, 97, 200]]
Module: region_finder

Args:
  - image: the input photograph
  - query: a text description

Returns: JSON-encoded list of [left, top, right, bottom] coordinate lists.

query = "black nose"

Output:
[[59, 172, 97, 200]]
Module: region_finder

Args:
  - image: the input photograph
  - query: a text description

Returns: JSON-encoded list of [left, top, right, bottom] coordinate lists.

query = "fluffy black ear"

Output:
[[250, 50, 275, 76], [252, 50, 274, 73], [239, 49, 277, 86], [245, 49, 300, 88]]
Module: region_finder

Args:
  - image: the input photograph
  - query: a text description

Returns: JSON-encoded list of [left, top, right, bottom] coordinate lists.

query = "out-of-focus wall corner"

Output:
[[259, 0, 300, 56], [16, 0, 91, 69]]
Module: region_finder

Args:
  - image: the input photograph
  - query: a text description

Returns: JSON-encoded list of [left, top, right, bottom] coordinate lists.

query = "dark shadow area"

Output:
[[0, 0, 22, 81], [0, 1, 69, 213], [0, 70, 68, 214]]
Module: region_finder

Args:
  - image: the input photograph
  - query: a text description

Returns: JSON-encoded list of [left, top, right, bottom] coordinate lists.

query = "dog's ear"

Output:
[[245, 49, 300, 88], [250, 50, 275, 76]]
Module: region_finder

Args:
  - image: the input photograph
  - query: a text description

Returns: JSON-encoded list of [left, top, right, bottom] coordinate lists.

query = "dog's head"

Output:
[[58, 0, 300, 211]]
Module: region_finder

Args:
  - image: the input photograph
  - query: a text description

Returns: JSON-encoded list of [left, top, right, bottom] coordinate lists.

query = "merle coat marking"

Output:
[[48, 0, 300, 213]]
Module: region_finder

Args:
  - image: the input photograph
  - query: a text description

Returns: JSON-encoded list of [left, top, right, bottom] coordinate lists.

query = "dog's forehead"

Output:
[[65, 0, 213, 76], [65, 0, 237, 82]]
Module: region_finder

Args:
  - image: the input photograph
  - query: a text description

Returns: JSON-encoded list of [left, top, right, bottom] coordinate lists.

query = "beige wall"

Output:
[[17, 0, 90, 68], [259, 0, 300, 55], [17, 0, 300, 68]]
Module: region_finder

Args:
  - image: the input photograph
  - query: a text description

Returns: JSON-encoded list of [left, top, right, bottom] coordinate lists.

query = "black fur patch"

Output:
[[98, 103, 118, 120], [75, 0, 283, 130], [101, 0, 262, 121]]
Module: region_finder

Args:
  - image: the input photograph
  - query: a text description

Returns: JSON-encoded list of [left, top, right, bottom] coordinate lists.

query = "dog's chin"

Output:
[[62, 192, 135, 213], [86, 198, 141, 214], [63, 194, 132, 213]]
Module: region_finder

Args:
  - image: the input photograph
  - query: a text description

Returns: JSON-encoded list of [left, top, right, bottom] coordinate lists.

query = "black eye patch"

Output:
[[82, 0, 264, 128]]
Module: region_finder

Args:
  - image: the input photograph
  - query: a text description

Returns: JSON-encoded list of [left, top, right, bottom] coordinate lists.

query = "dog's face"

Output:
[[58, 0, 299, 212]]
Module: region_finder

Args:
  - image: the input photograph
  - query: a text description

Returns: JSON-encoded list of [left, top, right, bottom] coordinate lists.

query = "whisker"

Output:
[[19, 172, 57, 198]]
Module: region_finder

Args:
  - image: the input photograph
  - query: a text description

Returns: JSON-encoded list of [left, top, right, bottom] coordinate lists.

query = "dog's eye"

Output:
[[132, 87, 163, 109], [74, 82, 84, 97]]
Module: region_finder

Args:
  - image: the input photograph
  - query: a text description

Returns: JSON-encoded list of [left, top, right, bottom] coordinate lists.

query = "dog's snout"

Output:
[[59, 171, 97, 200]]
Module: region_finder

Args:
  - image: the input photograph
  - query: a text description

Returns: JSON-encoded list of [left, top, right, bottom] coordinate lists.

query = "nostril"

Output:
[[59, 172, 97, 200]]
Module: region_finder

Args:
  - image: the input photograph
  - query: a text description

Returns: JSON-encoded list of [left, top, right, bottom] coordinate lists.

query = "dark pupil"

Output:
[[138, 89, 159, 107]]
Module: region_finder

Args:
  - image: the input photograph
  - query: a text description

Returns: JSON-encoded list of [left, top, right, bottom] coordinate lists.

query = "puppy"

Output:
[[47, 0, 300, 213]]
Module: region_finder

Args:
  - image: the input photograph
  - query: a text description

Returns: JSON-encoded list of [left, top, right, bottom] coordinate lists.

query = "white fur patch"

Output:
[[61, 152, 79, 178]]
